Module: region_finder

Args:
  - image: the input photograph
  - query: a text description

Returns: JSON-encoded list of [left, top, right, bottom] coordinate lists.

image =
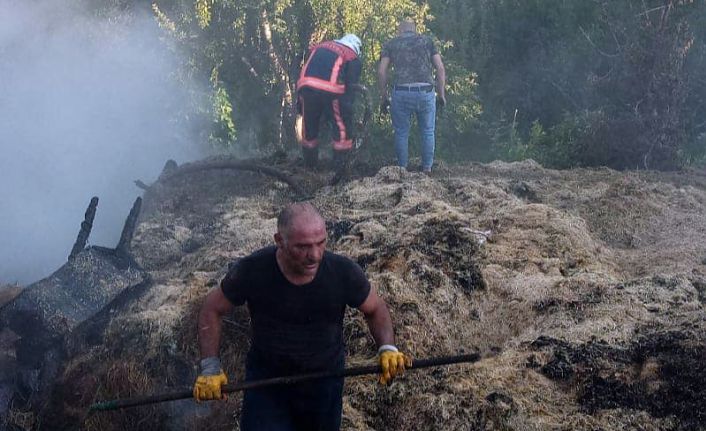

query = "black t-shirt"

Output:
[[221, 246, 371, 373]]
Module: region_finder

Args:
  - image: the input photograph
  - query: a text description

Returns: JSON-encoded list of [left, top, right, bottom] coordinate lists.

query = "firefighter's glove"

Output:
[[380, 98, 390, 115], [378, 345, 412, 385], [193, 357, 228, 401]]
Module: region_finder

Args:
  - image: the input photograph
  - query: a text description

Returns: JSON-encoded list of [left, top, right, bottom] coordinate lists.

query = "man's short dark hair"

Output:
[[277, 202, 323, 234], [399, 19, 416, 33]]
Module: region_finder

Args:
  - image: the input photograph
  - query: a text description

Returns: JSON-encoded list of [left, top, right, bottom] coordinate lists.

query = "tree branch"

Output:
[[163, 159, 307, 197]]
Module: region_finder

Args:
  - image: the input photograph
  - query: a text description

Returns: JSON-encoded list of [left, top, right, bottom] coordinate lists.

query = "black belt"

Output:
[[394, 84, 433, 92]]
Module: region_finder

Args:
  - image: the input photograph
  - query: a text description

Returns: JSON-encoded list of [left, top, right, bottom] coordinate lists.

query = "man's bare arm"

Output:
[[359, 286, 411, 385], [358, 286, 395, 347], [377, 57, 391, 101], [432, 53, 446, 102], [197, 287, 235, 359]]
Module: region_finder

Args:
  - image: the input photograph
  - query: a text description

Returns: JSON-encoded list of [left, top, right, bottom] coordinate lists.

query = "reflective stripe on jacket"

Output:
[[297, 41, 359, 94]]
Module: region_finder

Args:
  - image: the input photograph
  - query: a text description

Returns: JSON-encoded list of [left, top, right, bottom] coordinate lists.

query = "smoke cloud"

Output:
[[0, 0, 208, 284]]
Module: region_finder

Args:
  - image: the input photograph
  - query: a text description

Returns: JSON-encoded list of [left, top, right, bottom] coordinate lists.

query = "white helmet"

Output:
[[336, 34, 362, 56]]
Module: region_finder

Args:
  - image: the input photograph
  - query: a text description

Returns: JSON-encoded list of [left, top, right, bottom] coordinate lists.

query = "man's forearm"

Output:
[[364, 303, 395, 348], [433, 55, 446, 99], [436, 70, 446, 99], [198, 309, 224, 359], [377, 65, 389, 99]]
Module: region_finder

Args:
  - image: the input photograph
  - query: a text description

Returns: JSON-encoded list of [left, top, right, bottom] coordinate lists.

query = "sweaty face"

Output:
[[277, 215, 327, 279]]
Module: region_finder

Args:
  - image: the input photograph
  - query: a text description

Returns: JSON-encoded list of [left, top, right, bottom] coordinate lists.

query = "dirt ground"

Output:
[[4, 157, 706, 430]]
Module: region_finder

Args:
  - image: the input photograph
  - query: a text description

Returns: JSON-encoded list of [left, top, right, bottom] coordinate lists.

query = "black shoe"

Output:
[[302, 147, 319, 169]]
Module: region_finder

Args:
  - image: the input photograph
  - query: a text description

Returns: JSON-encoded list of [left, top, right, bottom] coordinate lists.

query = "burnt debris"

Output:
[[0, 194, 148, 427], [531, 331, 706, 428], [68, 196, 99, 261]]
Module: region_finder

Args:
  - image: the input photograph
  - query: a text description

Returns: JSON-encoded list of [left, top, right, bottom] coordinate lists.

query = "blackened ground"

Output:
[[413, 218, 485, 292], [531, 330, 706, 429]]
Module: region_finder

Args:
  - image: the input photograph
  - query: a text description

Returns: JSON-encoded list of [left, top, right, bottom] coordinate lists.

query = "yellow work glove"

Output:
[[193, 357, 228, 401], [378, 345, 413, 385]]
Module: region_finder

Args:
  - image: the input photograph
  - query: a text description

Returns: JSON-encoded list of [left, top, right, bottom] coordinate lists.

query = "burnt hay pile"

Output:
[[3, 159, 706, 430]]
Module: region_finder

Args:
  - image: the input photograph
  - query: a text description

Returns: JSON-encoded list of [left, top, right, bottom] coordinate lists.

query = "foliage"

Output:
[[210, 85, 237, 145], [433, 63, 485, 162], [430, 0, 706, 170], [93, 0, 706, 170], [148, 0, 427, 155]]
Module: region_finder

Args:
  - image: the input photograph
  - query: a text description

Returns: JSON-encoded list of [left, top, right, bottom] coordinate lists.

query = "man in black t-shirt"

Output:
[[193, 202, 411, 431]]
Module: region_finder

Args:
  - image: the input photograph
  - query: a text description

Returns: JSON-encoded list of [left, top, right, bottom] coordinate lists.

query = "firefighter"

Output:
[[296, 34, 362, 179]]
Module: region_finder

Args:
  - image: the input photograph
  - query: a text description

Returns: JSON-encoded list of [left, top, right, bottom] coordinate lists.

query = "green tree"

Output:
[[430, 0, 706, 170], [152, 0, 424, 155]]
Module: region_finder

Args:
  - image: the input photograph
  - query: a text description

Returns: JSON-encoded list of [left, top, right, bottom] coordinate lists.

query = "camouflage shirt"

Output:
[[380, 31, 438, 85]]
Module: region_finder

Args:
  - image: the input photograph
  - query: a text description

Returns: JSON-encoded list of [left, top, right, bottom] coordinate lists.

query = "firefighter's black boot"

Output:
[[302, 146, 319, 170], [330, 150, 351, 185]]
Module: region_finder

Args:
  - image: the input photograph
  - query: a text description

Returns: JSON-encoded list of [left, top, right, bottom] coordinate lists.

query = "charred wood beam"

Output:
[[68, 197, 98, 261], [115, 197, 142, 257], [134, 180, 150, 191], [163, 160, 307, 197], [160, 159, 178, 177]]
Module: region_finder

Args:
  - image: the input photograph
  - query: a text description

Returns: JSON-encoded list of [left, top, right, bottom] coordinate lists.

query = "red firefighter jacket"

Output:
[[297, 41, 361, 95]]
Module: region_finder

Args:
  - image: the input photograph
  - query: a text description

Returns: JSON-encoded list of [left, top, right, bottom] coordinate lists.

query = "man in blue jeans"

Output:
[[193, 202, 412, 430], [378, 19, 446, 173]]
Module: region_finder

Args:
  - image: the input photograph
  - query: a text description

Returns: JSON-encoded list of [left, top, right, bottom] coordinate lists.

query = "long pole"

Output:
[[89, 353, 480, 412]]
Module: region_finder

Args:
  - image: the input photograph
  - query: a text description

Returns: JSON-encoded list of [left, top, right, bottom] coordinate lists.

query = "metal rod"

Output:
[[89, 353, 480, 412]]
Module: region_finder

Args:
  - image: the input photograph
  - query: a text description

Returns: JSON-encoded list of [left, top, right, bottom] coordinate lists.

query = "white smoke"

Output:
[[0, 0, 209, 284]]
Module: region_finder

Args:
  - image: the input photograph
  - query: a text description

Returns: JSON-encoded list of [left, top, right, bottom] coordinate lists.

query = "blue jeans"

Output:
[[240, 351, 344, 431], [391, 89, 436, 171]]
